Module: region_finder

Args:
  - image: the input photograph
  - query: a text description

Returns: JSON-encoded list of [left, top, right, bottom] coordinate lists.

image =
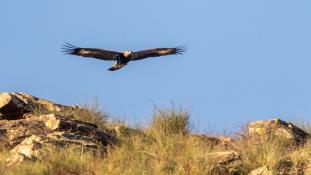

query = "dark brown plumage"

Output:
[[62, 43, 186, 71]]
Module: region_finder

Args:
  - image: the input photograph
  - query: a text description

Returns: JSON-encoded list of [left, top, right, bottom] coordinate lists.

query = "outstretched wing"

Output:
[[131, 46, 186, 61], [62, 43, 121, 61]]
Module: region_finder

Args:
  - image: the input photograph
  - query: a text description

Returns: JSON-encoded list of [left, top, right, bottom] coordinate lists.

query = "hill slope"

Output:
[[0, 92, 310, 175]]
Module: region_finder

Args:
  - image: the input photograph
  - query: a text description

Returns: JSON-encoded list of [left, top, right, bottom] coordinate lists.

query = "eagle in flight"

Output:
[[62, 43, 186, 71]]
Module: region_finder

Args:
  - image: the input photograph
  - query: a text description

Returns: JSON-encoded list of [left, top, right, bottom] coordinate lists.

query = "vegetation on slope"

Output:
[[1, 104, 310, 175]]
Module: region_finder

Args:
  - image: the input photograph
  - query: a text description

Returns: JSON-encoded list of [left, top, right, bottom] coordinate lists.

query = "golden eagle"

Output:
[[62, 43, 186, 71]]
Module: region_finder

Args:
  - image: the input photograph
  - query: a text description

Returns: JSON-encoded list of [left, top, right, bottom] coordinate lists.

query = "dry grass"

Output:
[[290, 140, 311, 174], [1, 147, 103, 175], [0, 151, 10, 174], [1, 106, 311, 175], [233, 133, 293, 173], [99, 108, 218, 174], [147, 107, 191, 136], [233, 121, 311, 174]]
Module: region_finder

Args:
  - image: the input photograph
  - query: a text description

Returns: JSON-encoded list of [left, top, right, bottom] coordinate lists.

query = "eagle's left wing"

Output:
[[131, 46, 186, 61], [62, 43, 120, 61]]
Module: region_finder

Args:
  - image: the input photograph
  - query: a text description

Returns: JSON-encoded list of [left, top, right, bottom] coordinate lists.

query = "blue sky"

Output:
[[1, 1, 311, 131]]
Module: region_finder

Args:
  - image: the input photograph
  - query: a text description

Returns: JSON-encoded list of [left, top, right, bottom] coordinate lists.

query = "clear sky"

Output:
[[1, 1, 311, 131]]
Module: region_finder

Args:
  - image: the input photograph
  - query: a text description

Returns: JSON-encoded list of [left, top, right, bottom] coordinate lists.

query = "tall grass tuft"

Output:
[[98, 108, 217, 174], [234, 129, 294, 173], [147, 107, 190, 136], [290, 140, 311, 173]]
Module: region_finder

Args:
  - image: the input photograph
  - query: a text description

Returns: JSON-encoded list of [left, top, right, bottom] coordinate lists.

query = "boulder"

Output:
[[6, 135, 53, 167], [248, 119, 310, 146], [0, 92, 74, 120], [0, 92, 32, 119]]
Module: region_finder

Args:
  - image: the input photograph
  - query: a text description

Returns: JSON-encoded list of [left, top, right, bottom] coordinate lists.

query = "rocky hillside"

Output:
[[0, 93, 118, 166], [0, 92, 311, 175]]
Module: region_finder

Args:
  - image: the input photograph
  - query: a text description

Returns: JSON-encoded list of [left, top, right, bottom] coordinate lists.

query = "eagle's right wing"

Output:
[[62, 43, 120, 61], [131, 46, 186, 61]]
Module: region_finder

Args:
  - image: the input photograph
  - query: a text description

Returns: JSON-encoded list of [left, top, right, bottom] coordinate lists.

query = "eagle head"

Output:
[[123, 50, 133, 58]]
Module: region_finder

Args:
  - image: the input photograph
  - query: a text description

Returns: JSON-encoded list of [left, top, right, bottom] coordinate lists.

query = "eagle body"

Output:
[[62, 43, 186, 71], [109, 51, 131, 71]]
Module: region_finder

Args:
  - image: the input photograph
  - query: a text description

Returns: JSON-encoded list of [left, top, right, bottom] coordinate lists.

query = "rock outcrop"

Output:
[[0, 92, 76, 120], [2, 114, 118, 166], [248, 119, 310, 146], [0, 93, 118, 167], [209, 151, 242, 175], [247, 119, 311, 175]]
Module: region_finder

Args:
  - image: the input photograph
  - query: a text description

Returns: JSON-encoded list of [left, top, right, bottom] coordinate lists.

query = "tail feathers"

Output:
[[108, 64, 125, 71]]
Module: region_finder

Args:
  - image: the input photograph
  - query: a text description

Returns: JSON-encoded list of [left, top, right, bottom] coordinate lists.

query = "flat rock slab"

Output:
[[39, 114, 119, 146], [39, 114, 97, 133], [0, 115, 118, 148], [0, 118, 50, 148]]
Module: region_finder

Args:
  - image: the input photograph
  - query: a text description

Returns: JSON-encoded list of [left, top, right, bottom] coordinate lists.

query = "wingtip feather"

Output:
[[61, 42, 78, 55], [175, 45, 187, 54]]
